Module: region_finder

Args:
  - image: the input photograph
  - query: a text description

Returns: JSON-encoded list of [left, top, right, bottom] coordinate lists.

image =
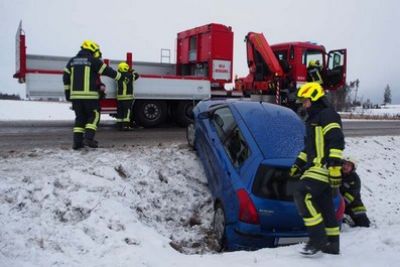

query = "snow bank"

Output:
[[1, 137, 400, 266]]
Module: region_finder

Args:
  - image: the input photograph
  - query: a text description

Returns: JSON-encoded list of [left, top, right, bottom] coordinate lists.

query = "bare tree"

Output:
[[329, 79, 359, 111]]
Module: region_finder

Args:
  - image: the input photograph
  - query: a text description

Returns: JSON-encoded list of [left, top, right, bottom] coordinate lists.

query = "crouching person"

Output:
[[340, 157, 371, 227]]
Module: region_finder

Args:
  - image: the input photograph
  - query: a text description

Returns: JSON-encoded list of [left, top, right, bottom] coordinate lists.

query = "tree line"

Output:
[[329, 80, 393, 111]]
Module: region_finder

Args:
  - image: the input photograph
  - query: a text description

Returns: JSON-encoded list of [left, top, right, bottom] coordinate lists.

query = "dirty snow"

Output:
[[1, 100, 400, 266]]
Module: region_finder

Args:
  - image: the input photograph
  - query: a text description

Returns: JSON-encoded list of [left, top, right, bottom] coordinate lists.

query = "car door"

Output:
[[325, 49, 347, 90], [210, 107, 256, 224], [205, 106, 236, 196]]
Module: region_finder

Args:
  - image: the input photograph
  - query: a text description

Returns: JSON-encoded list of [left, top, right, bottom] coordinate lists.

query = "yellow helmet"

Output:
[[118, 62, 130, 72], [308, 60, 320, 68], [81, 40, 100, 53], [297, 82, 325, 102]]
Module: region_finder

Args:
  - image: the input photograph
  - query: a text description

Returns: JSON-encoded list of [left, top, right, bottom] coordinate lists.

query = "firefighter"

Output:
[[340, 157, 370, 227], [307, 60, 323, 84], [116, 62, 139, 130], [63, 40, 122, 149], [290, 82, 345, 256]]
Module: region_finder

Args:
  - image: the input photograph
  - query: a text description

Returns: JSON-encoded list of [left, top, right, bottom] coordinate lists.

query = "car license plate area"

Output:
[[276, 237, 308, 246]]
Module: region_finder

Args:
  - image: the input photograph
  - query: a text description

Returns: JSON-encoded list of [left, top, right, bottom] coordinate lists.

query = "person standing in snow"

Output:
[[340, 157, 370, 227], [63, 40, 123, 149], [290, 82, 345, 256], [115, 62, 139, 131]]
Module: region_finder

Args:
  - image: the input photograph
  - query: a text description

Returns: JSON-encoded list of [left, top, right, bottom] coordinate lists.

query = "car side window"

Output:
[[225, 127, 250, 167], [211, 107, 236, 140], [211, 107, 250, 168]]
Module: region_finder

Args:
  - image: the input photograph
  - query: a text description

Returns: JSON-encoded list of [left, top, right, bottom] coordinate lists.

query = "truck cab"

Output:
[[235, 32, 347, 107]]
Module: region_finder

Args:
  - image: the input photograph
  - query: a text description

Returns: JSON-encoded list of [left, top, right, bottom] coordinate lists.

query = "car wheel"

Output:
[[134, 100, 168, 127], [186, 123, 196, 149], [213, 203, 226, 251]]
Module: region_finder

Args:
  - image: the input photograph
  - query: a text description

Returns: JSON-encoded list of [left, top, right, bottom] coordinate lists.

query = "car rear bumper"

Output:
[[225, 222, 308, 251]]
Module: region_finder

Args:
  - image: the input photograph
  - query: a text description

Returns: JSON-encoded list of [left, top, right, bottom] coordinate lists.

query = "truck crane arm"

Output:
[[245, 32, 284, 79]]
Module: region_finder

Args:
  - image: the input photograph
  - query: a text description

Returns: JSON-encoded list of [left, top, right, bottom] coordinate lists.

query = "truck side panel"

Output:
[[25, 73, 210, 101]]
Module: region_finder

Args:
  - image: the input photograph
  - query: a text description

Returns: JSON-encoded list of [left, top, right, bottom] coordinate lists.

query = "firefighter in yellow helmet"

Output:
[[116, 62, 139, 130], [290, 82, 345, 256], [307, 60, 323, 84], [63, 40, 123, 149]]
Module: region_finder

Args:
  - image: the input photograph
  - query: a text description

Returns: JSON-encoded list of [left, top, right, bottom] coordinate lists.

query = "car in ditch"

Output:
[[186, 99, 345, 251]]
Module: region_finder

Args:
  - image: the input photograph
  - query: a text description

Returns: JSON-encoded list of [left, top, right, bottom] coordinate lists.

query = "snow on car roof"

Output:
[[231, 101, 305, 161]]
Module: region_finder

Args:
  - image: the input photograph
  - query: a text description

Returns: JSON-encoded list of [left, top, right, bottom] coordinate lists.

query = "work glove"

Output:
[[289, 164, 302, 179], [328, 166, 342, 189]]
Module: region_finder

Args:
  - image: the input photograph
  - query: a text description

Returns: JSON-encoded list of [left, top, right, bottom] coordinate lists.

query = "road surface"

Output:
[[0, 120, 399, 151]]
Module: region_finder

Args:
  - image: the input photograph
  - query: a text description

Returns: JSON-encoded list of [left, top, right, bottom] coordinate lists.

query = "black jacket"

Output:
[[116, 70, 139, 100], [295, 98, 345, 183], [63, 49, 121, 100], [340, 171, 362, 206]]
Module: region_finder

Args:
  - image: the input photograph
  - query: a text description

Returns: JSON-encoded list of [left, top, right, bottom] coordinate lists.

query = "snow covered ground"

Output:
[[340, 104, 400, 119], [0, 100, 113, 121], [1, 100, 400, 266]]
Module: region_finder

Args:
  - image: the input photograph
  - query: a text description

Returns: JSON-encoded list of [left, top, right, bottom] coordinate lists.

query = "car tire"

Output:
[[186, 123, 196, 149], [134, 100, 168, 128], [174, 101, 195, 127], [213, 203, 226, 252]]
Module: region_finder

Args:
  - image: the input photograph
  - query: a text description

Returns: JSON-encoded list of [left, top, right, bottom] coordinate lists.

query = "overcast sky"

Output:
[[1, 0, 399, 103]]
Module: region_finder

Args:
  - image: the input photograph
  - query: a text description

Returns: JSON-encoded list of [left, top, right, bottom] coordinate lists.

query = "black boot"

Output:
[[73, 132, 84, 150], [300, 241, 322, 256], [322, 236, 340, 255], [83, 138, 98, 148], [300, 224, 327, 256], [73, 142, 84, 150]]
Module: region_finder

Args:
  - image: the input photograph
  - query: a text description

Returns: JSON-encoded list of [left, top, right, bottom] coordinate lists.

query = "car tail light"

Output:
[[336, 195, 346, 221], [236, 189, 260, 224]]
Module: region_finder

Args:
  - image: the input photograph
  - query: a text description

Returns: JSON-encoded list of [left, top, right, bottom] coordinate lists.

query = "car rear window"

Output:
[[252, 164, 297, 201]]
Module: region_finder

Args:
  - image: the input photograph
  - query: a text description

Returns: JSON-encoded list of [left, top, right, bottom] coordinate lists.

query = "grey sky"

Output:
[[1, 0, 399, 103]]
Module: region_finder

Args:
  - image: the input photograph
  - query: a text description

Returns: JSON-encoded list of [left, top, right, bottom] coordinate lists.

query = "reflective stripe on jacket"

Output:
[[117, 71, 139, 100], [299, 102, 345, 183], [63, 50, 122, 100]]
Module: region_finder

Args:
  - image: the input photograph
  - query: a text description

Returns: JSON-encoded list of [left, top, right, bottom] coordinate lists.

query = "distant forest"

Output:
[[0, 93, 21, 100]]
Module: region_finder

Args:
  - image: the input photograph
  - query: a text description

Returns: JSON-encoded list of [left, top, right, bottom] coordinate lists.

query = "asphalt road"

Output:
[[0, 120, 399, 151]]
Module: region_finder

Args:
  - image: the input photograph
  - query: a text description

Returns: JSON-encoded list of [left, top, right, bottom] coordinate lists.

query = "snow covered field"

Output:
[[340, 104, 400, 119], [1, 100, 400, 266]]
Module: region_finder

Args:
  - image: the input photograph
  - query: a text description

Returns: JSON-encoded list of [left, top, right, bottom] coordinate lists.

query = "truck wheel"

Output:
[[186, 123, 196, 149], [174, 101, 195, 127], [213, 203, 227, 252], [134, 100, 167, 127]]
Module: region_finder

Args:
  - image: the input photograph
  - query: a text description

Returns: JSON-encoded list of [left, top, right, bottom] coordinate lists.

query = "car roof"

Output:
[[230, 101, 305, 160]]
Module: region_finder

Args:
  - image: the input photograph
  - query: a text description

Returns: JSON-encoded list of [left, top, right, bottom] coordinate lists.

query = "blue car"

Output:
[[186, 99, 345, 251]]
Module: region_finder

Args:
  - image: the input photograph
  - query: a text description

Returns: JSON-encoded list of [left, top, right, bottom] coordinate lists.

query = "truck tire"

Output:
[[134, 100, 168, 127], [213, 203, 227, 252], [174, 101, 195, 127]]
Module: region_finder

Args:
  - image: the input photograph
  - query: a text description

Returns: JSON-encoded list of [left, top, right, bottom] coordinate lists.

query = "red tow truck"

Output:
[[14, 22, 346, 127]]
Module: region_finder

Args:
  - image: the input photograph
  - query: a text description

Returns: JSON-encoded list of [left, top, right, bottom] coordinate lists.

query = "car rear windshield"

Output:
[[252, 164, 297, 201]]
